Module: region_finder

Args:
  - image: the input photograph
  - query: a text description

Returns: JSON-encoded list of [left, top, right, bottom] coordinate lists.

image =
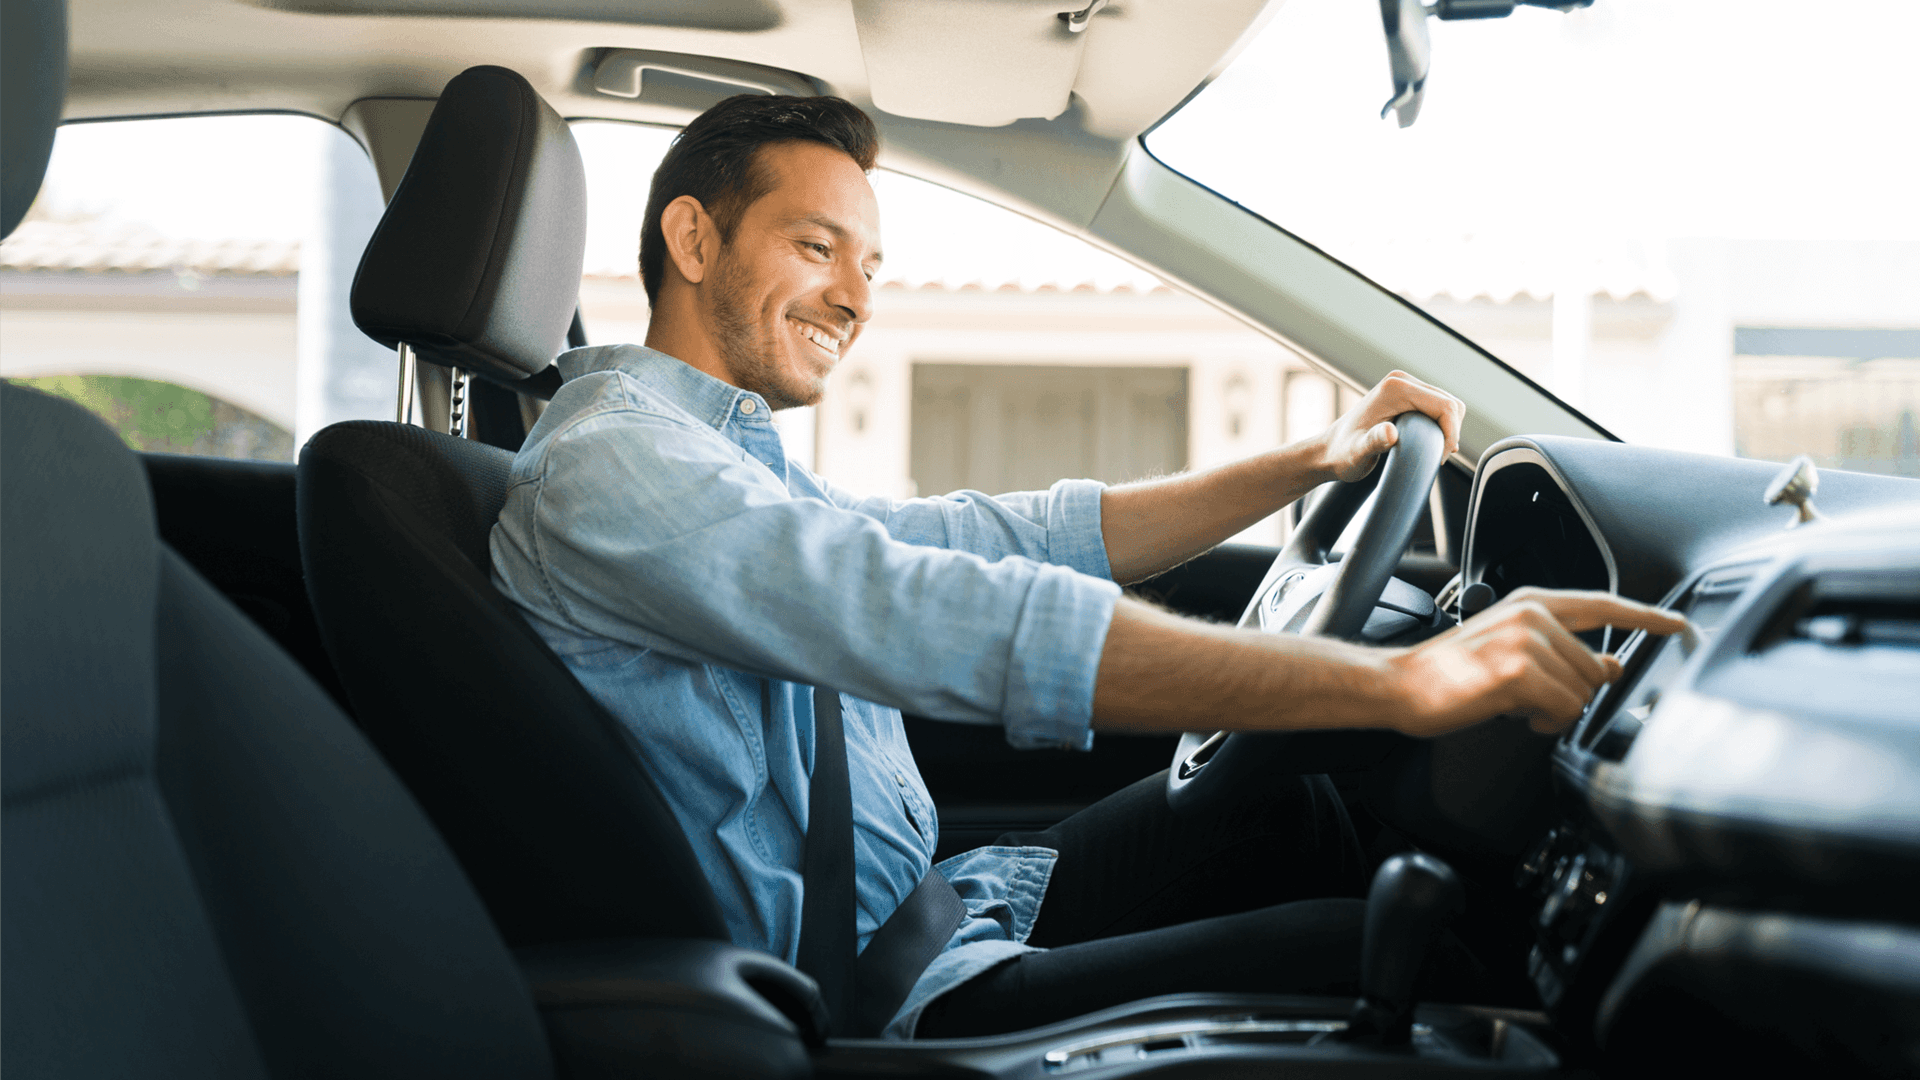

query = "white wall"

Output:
[[816, 286, 1311, 544], [0, 303, 299, 431]]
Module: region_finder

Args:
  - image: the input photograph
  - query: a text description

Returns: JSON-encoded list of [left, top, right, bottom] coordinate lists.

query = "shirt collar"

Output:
[[558, 344, 771, 434]]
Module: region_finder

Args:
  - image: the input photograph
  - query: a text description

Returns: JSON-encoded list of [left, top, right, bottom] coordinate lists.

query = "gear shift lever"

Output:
[[1343, 852, 1464, 1046]]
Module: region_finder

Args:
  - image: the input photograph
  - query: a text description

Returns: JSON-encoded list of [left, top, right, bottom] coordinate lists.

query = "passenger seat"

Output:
[[4, 8, 546, 1072], [1, 383, 559, 1079]]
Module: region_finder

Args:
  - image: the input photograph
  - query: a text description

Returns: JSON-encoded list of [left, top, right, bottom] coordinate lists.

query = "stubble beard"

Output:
[[708, 249, 830, 411]]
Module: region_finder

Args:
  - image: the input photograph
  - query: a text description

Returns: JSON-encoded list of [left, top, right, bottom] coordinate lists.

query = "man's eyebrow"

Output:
[[785, 213, 883, 265]]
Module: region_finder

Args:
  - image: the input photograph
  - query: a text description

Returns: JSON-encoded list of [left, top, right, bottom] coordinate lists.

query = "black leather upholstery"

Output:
[[297, 420, 731, 947], [0, 383, 556, 1079], [1, 0, 65, 238], [350, 65, 586, 385]]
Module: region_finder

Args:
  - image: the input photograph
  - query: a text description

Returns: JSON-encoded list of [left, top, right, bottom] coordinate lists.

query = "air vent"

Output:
[[1755, 569, 1920, 653], [1787, 602, 1920, 648]]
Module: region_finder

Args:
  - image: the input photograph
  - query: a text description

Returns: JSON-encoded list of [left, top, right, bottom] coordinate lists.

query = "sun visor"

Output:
[[852, 0, 1096, 127], [247, 0, 782, 33]]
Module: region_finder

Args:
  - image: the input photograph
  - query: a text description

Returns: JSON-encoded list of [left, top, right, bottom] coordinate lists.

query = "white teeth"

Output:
[[794, 320, 841, 356]]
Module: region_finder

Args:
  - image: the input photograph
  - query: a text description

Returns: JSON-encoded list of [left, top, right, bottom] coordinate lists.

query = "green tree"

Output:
[[11, 375, 293, 461]]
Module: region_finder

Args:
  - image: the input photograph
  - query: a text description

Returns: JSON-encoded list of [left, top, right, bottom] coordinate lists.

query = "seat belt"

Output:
[[796, 685, 856, 1031], [852, 864, 967, 1036], [796, 686, 967, 1038]]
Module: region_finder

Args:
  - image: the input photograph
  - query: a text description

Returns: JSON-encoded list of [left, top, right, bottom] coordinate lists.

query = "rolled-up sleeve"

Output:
[[999, 561, 1111, 750], [502, 409, 1119, 744]]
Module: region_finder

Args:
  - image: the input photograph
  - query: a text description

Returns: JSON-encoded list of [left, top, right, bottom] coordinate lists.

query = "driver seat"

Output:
[[297, 65, 730, 950]]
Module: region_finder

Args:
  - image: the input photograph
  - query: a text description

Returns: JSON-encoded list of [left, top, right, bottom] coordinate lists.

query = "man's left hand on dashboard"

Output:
[[1387, 587, 1689, 737]]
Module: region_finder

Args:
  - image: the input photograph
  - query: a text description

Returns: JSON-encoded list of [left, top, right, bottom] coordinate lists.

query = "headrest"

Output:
[[351, 65, 587, 385], [1, 0, 67, 239]]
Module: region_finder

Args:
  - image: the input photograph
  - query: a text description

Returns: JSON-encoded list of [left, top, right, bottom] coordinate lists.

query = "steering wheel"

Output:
[[1165, 411, 1450, 815]]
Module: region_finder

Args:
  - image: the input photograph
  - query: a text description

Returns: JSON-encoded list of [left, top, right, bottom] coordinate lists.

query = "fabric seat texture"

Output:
[[350, 64, 586, 387], [0, 384, 557, 1079], [297, 420, 729, 946]]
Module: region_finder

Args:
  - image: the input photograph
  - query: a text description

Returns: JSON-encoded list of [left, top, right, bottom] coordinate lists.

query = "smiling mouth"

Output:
[[791, 318, 844, 358]]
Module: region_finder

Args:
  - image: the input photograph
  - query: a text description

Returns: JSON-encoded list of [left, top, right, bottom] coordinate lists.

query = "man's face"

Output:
[[704, 140, 882, 410]]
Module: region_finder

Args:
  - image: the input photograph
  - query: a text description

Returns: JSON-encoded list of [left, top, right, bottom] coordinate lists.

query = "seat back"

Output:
[[300, 63, 728, 948], [1, 384, 557, 1079], [4, 18, 546, 1074], [298, 420, 729, 945]]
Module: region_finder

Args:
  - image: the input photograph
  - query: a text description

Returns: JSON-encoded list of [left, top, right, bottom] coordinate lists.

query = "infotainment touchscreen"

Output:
[[1578, 569, 1754, 757]]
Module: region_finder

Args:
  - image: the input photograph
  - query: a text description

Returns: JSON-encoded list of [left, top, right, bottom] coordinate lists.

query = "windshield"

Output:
[[1148, 0, 1920, 477]]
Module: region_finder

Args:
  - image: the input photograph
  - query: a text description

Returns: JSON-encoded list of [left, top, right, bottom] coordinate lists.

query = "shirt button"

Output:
[[738, 398, 758, 415], [895, 773, 906, 786]]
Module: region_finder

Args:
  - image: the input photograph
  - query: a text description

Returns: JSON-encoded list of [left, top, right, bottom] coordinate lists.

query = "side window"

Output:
[[570, 121, 1342, 546], [848, 172, 1334, 546], [0, 115, 390, 461]]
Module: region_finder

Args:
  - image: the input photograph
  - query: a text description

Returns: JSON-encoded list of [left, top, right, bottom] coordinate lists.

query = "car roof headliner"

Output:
[[65, 0, 1272, 156]]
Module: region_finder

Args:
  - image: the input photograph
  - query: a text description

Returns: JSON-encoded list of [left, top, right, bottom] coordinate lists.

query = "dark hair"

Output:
[[639, 94, 879, 304]]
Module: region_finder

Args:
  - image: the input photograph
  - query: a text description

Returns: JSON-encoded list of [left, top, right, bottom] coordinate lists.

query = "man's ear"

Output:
[[659, 194, 716, 286]]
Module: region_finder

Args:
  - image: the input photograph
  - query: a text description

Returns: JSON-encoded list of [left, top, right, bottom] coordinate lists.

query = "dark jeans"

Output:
[[914, 768, 1372, 1037]]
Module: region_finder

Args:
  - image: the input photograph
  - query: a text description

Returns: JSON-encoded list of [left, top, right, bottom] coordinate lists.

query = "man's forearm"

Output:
[[1099, 439, 1332, 584], [1090, 597, 1399, 734], [1089, 588, 1686, 741]]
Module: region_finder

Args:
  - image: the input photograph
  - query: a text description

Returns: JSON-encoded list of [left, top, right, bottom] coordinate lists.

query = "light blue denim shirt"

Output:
[[490, 345, 1123, 1038]]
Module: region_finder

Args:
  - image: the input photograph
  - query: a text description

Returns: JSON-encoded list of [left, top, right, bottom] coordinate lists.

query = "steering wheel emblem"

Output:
[[1269, 570, 1309, 610]]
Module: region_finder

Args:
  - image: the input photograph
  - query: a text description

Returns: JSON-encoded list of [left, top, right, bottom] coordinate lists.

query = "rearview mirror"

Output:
[[1378, 0, 1431, 128], [1379, 0, 1595, 128]]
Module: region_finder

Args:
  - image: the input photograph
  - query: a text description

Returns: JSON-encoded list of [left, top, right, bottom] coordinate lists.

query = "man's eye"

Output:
[[805, 242, 830, 257]]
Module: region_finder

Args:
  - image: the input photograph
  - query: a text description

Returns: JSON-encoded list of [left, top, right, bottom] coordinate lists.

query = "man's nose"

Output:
[[824, 258, 874, 327]]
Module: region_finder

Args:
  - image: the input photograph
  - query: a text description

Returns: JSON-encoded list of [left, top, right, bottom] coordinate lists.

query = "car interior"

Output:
[[4, 1, 1918, 1078]]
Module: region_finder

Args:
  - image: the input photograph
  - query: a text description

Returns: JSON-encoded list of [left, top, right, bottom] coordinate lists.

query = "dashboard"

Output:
[[1447, 436, 1920, 1072]]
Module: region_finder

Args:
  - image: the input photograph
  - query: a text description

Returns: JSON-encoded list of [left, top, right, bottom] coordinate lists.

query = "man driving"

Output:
[[489, 94, 1684, 1039]]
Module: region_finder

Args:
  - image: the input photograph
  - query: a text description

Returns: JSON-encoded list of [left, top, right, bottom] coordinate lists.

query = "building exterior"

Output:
[[0, 221, 303, 439], [6, 215, 1916, 547]]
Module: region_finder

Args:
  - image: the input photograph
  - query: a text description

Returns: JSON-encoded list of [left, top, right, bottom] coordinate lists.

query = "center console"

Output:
[[1512, 506, 1920, 1073], [1509, 560, 1763, 1031]]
